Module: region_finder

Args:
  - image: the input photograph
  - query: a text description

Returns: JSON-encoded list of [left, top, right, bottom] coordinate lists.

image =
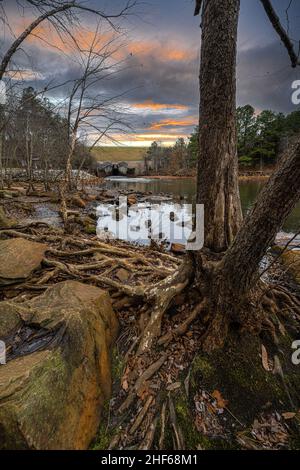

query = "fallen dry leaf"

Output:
[[122, 379, 129, 391], [261, 344, 272, 372], [282, 412, 296, 420], [211, 390, 228, 409], [166, 382, 181, 391], [194, 390, 225, 437], [121, 366, 130, 391], [137, 381, 150, 400], [278, 321, 286, 336], [246, 413, 289, 449]]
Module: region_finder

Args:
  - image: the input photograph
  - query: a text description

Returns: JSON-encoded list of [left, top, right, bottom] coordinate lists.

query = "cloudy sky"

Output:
[[1, 0, 300, 146]]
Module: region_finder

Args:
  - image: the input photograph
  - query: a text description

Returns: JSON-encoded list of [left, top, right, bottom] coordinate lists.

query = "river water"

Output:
[[98, 176, 300, 247]]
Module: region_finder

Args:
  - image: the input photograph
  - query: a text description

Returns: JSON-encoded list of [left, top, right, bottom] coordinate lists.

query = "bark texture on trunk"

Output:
[[197, 0, 242, 252], [222, 137, 300, 297]]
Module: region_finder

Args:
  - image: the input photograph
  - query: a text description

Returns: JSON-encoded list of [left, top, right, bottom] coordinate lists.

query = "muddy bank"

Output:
[[142, 173, 270, 182]]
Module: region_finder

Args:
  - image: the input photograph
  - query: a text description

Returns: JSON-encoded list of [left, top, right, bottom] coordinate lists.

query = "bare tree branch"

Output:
[[260, 0, 300, 68], [0, 1, 138, 80], [0, 3, 76, 80], [194, 0, 203, 16]]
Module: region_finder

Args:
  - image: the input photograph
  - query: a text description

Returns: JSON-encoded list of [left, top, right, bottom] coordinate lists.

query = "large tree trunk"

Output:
[[197, 0, 242, 252], [221, 137, 300, 297], [193, 0, 300, 351]]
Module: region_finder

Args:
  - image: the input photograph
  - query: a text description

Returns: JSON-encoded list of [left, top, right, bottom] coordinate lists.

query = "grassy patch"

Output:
[[92, 147, 146, 162]]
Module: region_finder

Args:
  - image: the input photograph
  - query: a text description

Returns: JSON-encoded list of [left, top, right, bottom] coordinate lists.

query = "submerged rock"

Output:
[[0, 281, 118, 449], [0, 238, 47, 285]]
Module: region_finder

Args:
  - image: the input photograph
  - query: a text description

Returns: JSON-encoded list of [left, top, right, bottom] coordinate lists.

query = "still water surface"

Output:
[[103, 177, 299, 235]]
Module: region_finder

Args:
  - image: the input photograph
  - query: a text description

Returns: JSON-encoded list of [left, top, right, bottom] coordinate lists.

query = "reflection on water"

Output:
[[99, 178, 300, 246], [96, 198, 194, 247], [239, 181, 300, 235], [104, 177, 300, 234]]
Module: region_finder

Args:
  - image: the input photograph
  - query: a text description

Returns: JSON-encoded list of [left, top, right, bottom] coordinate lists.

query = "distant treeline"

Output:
[[236, 105, 300, 167], [0, 87, 89, 174], [0, 86, 94, 188], [145, 105, 300, 175]]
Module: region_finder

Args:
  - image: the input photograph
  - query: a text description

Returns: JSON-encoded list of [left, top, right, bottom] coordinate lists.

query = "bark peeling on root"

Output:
[[137, 256, 194, 355]]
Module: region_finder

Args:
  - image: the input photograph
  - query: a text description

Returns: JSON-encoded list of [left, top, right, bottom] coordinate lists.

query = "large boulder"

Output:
[[0, 281, 118, 449], [0, 238, 47, 285]]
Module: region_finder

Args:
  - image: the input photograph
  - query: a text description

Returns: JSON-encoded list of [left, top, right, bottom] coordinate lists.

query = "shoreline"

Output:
[[129, 174, 270, 182]]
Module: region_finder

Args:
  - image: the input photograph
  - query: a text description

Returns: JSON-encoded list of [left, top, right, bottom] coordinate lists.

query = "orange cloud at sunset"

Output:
[[129, 40, 195, 62], [13, 18, 119, 56], [12, 14, 195, 64], [164, 49, 188, 61], [7, 69, 45, 81], [101, 133, 186, 147], [148, 117, 197, 130], [132, 101, 188, 111]]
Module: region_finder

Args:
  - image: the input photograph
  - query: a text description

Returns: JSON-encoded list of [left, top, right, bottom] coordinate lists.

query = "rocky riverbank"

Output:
[[0, 180, 300, 450]]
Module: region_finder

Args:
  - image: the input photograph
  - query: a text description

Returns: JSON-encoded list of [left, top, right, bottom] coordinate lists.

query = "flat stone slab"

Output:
[[0, 238, 47, 284]]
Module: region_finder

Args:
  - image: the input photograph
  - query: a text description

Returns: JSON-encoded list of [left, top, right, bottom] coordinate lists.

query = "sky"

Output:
[[1, 0, 300, 147]]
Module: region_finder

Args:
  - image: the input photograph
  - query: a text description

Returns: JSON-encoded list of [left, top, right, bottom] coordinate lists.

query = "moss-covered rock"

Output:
[[280, 250, 300, 284], [0, 280, 118, 449]]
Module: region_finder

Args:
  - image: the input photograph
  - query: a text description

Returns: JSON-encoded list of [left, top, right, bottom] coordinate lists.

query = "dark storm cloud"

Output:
[[2, 0, 300, 143], [96, 51, 200, 117], [10, 36, 299, 139], [237, 42, 299, 113]]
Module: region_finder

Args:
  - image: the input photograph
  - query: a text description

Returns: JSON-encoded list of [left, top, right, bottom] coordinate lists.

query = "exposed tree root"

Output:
[[117, 354, 167, 415], [158, 300, 207, 346], [169, 395, 185, 450], [158, 401, 167, 449], [2, 224, 300, 449], [138, 417, 158, 450], [137, 256, 194, 354], [129, 395, 154, 435], [0, 225, 180, 301]]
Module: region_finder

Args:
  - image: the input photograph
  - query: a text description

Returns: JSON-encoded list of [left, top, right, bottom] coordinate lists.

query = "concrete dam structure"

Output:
[[95, 160, 146, 177]]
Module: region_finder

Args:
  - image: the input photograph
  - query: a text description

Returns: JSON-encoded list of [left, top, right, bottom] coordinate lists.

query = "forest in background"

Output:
[[144, 106, 300, 175], [2, 84, 300, 183]]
